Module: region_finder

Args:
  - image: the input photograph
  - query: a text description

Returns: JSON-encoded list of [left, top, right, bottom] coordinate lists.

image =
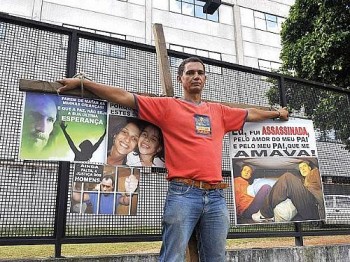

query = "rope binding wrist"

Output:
[[270, 107, 281, 120], [72, 72, 92, 98]]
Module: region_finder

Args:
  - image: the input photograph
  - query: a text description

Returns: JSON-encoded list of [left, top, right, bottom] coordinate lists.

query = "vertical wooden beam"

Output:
[[186, 233, 199, 262], [152, 23, 199, 262], [152, 23, 174, 97]]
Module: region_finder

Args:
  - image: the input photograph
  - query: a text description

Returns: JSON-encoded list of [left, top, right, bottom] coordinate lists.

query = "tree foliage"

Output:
[[280, 0, 350, 85], [269, 0, 350, 149]]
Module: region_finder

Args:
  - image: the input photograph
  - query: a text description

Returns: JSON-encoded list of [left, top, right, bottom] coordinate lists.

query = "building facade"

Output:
[[0, 0, 295, 70]]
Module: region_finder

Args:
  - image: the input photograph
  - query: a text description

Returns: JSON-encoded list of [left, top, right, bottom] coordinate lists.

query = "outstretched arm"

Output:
[[92, 128, 107, 151], [60, 121, 79, 155], [57, 78, 136, 109], [246, 107, 289, 122]]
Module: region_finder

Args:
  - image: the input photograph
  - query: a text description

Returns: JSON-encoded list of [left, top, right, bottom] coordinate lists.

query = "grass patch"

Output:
[[1, 235, 349, 260], [0, 242, 162, 260]]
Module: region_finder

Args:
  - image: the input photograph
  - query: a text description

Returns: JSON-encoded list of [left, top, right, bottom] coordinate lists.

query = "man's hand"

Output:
[[278, 107, 289, 121], [125, 174, 139, 193], [56, 78, 81, 93]]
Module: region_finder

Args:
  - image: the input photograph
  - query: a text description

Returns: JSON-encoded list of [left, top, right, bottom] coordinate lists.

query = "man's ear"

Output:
[[177, 75, 182, 83]]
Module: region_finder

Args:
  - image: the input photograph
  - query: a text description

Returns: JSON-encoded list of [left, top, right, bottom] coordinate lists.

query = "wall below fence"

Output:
[[2, 245, 349, 262]]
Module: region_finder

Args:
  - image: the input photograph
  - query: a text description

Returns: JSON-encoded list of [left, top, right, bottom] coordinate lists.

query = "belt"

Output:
[[171, 178, 229, 190]]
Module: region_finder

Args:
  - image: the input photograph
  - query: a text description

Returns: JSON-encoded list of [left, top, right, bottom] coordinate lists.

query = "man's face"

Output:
[[100, 178, 114, 195], [23, 96, 57, 150], [299, 162, 311, 177], [241, 165, 253, 180], [178, 62, 206, 95], [138, 125, 161, 156], [113, 122, 141, 156]]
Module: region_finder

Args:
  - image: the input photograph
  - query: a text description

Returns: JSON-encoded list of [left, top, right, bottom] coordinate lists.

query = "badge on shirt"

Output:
[[194, 114, 211, 136]]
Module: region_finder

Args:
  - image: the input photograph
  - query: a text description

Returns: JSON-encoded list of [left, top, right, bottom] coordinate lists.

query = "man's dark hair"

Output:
[[102, 174, 115, 188], [299, 160, 316, 169], [177, 57, 205, 77], [241, 164, 254, 172], [240, 164, 254, 184]]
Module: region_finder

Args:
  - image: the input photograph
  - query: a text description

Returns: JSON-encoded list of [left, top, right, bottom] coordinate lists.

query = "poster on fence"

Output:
[[19, 92, 107, 162], [230, 118, 326, 225], [70, 163, 140, 215], [19, 92, 165, 168], [106, 103, 165, 168]]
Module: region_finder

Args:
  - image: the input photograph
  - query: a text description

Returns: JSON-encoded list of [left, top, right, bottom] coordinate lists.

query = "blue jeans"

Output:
[[159, 181, 230, 262]]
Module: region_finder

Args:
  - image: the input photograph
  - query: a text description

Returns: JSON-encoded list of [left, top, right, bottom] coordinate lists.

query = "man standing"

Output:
[[58, 57, 288, 261]]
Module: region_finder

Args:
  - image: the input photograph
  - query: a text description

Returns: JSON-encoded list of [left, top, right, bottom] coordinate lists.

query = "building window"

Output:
[[85, 41, 126, 59], [258, 59, 281, 72], [254, 11, 284, 33], [0, 22, 6, 40], [169, 0, 219, 22], [61, 24, 126, 59], [169, 44, 222, 74]]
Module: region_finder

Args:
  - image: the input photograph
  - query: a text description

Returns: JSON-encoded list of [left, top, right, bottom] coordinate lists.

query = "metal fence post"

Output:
[[54, 161, 71, 257], [54, 29, 79, 258], [278, 75, 287, 107], [66, 30, 79, 78], [294, 222, 304, 246], [279, 74, 305, 247]]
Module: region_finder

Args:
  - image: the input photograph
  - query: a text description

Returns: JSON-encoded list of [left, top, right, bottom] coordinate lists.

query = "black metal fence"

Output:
[[1, 13, 350, 257]]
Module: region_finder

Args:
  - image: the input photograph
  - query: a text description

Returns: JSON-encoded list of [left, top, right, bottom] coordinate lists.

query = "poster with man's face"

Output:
[[19, 92, 107, 162], [230, 118, 326, 225]]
